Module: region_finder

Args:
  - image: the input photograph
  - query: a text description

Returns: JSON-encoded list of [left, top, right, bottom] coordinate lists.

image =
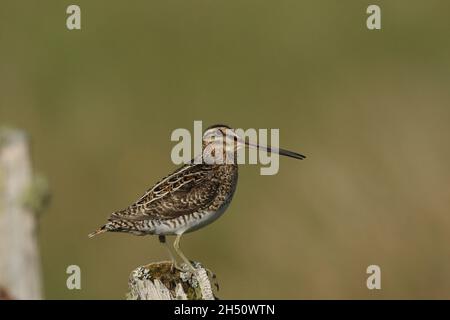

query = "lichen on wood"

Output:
[[127, 261, 219, 300], [21, 173, 51, 217]]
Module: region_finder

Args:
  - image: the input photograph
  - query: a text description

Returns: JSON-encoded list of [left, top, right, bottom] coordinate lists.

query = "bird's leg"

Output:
[[173, 234, 196, 272], [159, 235, 180, 272]]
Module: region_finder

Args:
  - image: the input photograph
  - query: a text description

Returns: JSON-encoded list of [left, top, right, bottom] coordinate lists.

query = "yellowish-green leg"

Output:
[[173, 234, 196, 272], [159, 235, 180, 271]]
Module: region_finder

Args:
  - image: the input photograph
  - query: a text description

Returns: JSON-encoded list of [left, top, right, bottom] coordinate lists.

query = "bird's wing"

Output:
[[109, 163, 220, 220]]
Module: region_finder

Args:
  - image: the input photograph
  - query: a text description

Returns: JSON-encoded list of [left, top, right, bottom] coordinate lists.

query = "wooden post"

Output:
[[127, 261, 219, 300], [0, 128, 46, 300]]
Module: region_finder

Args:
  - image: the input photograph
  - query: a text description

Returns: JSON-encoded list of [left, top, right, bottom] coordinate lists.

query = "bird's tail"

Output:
[[88, 225, 107, 238]]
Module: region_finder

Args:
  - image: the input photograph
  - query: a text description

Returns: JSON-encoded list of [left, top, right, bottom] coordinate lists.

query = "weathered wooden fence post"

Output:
[[127, 261, 219, 300], [0, 128, 47, 300]]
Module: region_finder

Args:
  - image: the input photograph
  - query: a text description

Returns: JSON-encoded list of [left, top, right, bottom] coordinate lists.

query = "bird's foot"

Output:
[[176, 261, 198, 275], [169, 260, 196, 274], [186, 261, 198, 274], [171, 261, 184, 273]]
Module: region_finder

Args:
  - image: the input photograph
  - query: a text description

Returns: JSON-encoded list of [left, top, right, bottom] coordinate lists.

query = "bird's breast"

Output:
[[155, 165, 238, 235]]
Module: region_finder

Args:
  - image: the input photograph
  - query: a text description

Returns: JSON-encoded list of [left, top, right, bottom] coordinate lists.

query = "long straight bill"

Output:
[[245, 141, 306, 160]]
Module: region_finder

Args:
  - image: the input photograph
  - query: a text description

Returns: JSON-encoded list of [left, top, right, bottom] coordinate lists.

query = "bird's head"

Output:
[[202, 124, 305, 162], [202, 124, 240, 154]]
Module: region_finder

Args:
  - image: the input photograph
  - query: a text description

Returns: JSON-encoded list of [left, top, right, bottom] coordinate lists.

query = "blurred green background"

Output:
[[1, 0, 450, 299]]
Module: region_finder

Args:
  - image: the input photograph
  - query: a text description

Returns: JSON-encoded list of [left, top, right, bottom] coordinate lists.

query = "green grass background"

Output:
[[1, 1, 450, 299]]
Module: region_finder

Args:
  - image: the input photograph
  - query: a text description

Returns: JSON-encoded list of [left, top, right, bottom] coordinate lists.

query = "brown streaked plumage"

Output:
[[89, 124, 305, 271]]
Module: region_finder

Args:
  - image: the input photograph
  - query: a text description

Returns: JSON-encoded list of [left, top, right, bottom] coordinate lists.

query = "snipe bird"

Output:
[[89, 125, 305, 271]]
